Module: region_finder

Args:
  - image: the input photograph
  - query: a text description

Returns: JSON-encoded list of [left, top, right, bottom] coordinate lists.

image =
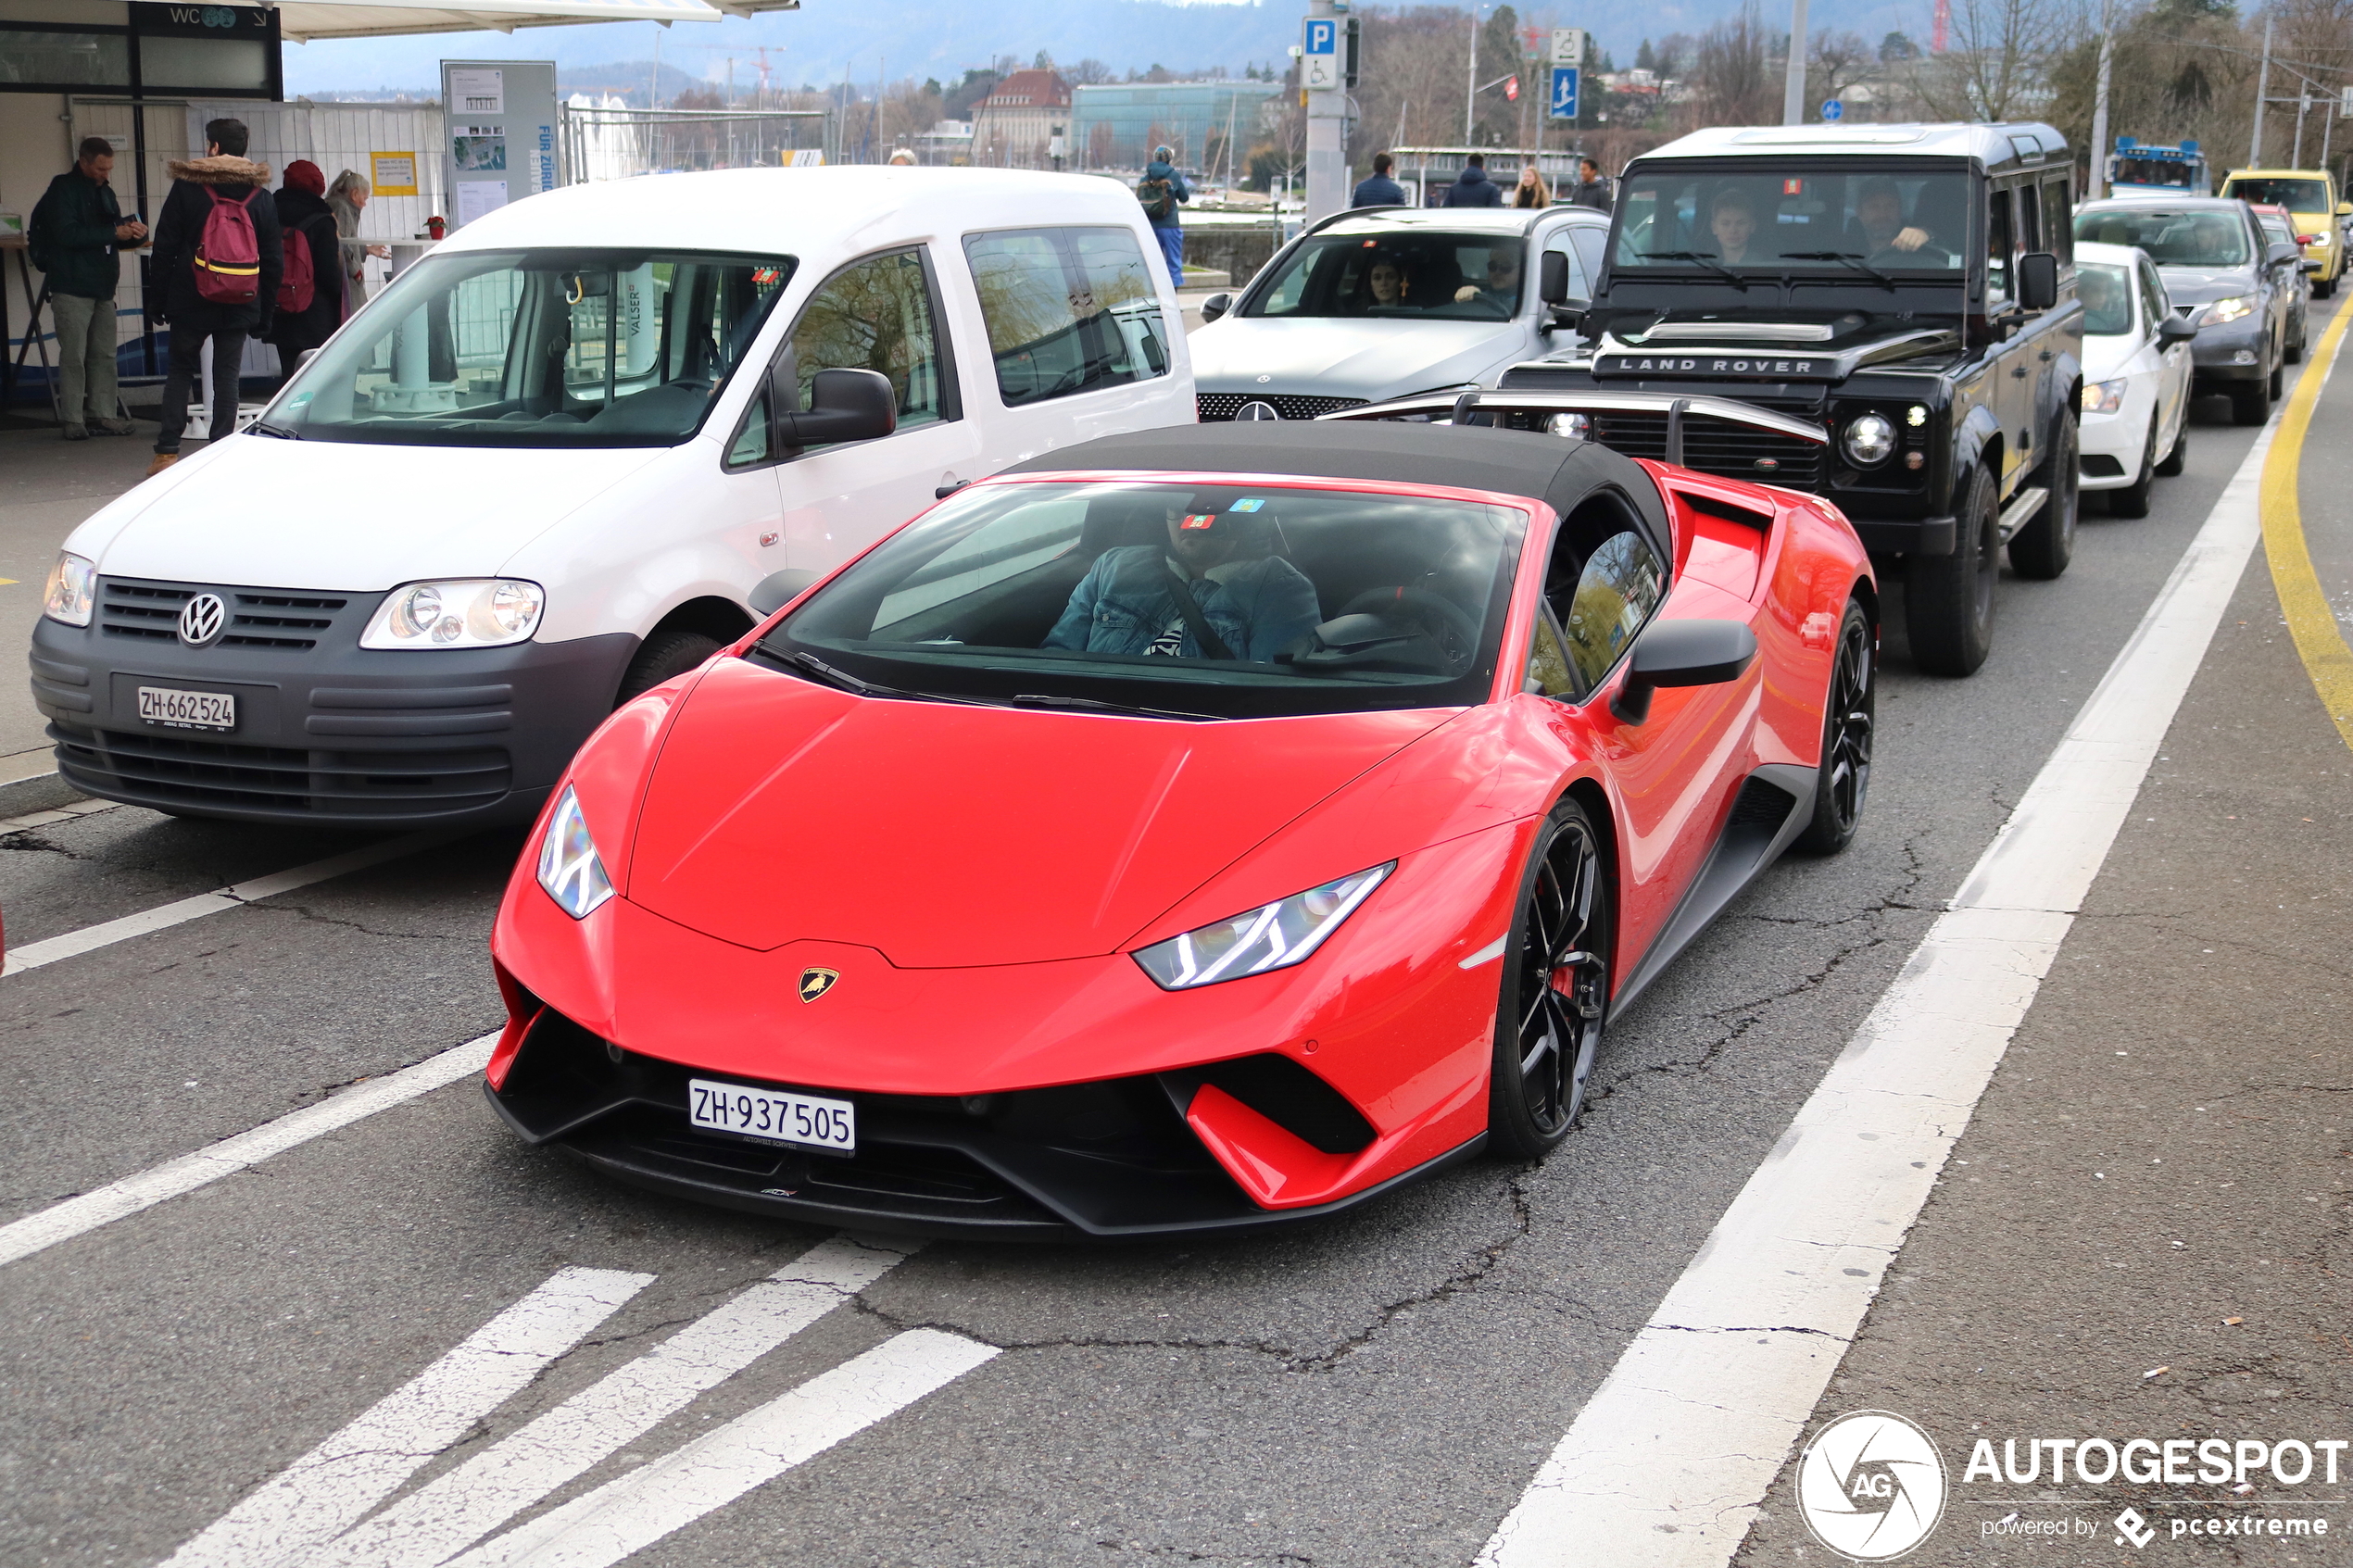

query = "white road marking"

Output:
[[0, 1031, 496, 1270], [1459, 934, 1510, 968], [447, 1329, 1001, 1568], [164, 1268, 654, 1568], [314, 1236, 921, 1568], [0, 797, 117, 836], [1, 827, 458, 976], [1477, 417, 2285, 1568]]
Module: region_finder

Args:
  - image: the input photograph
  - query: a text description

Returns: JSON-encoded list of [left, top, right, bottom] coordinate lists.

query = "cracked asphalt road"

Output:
[[0, 345, 2317, 1566]]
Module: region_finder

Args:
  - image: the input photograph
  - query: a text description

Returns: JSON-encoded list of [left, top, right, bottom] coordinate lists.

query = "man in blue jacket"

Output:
[[1352, 152, 1408, 208], [1138, 146, 1191, 286], [1046, 501, 1322, 662], [1441, 154, 1504, 207]]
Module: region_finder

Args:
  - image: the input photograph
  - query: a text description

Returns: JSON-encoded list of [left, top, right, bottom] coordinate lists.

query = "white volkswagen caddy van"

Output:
[[34, 167, 1193, 827]]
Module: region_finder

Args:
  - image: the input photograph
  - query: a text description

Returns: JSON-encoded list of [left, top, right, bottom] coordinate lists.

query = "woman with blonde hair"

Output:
[[1513, 164, 1550, 208], [325, 168, 388, 317]]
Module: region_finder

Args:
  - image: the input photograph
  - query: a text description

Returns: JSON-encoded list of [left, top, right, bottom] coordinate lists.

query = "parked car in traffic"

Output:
[[1187, 205, 1610, 422], [2073, 240, 2197, 518], [2217, 167, 2349, 295], [2074, 195, 2301, 426], [2246, 204, 2312, 362], [34, 168, 1195, 828]]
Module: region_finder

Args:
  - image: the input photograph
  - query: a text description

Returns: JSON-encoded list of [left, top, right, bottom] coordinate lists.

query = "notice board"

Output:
[[438, 59, 559, 230]]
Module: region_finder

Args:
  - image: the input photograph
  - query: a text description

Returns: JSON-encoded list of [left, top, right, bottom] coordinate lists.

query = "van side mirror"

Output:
[[1200, 292, 1232, 323], [2156, 312, 2198, 345], [748, 569, 819, 618], [2017, 251, 2059, 312], [1609, 618, 1757, 724], [774, 368, 896, 448]]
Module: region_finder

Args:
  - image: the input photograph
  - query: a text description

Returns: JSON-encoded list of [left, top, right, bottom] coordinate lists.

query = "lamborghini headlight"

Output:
[[2082, 378, 2127, 414], [536, 785, 615, 920], [1133, 863, 1393, 990], [2201, 295, 2253, 326]]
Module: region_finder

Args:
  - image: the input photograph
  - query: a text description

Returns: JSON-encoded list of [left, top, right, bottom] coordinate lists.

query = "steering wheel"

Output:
[[1338, 586, 1482, 674]]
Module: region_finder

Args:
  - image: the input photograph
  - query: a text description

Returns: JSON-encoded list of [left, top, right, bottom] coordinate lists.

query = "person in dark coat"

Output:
[[1441, 154, 1504, 207], [28, 137, 147, 439], [268, 159, 343, 391], [1563, 156, 1615, 213], [1139, 145, 1191, 286], [146, 117, 281, 475], [1351, 152, 1408, 208]]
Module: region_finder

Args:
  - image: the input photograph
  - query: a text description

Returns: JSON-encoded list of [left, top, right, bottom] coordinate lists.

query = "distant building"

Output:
[[914, 119, 974, 165], [970, 69, 1071, 169], [1070, 81, 1284, 175]]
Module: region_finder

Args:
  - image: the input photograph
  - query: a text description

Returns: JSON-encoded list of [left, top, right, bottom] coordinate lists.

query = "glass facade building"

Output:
[[1070, 82, 1283, 174]]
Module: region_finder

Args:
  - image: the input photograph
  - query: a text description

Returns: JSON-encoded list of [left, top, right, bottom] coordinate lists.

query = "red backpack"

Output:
[[193, 187, 262, 305], [275, 214, 317, 313]]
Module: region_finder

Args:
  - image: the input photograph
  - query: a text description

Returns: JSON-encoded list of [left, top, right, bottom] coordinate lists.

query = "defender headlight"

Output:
[[1841, 412, 1897, 467], [361, 579, 545, 649], [536, 785, 615, 920], [2201, 295, 2254, 326], [43, 552, 95, 627], [1548, 412, 1590, 440], [1133, 863, 1392, 990], [2082, 378, 2128, 414]]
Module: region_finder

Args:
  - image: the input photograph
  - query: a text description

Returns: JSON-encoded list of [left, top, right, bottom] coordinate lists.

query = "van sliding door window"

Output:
[[786, 249, 952, 439], [269, 250, 794, 446], [962, 227, 1171, 407]]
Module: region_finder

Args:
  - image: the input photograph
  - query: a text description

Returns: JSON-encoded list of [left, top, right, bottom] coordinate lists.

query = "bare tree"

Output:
[[1688, 2, 1781, 127], [1806, 30, 1876, 118], [1912, 0, 2092, 122]]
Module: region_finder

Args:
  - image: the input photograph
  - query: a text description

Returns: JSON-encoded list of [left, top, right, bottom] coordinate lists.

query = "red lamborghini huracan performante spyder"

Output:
[[486, 408, 1876, 1239]]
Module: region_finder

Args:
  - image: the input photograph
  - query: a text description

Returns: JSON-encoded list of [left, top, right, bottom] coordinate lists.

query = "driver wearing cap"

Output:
[[1045, 499, 1323, 662]]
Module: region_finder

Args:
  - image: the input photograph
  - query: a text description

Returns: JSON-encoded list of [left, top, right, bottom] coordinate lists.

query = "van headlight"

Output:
[[361, 579, 545, 649], [43, 552, 95, 627], [1841, 412, 1897, 467], [1133, 863, 1392, 990], [2201, 295, 2253, 326]]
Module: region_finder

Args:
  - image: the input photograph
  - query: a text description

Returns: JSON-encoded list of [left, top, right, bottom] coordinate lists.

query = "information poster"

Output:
[[448, 67, 503, 114], [455, 180, 508, 225], [370, 151, 418, 196], [440, 59, 556, 228], [451, 128, 507, 171]]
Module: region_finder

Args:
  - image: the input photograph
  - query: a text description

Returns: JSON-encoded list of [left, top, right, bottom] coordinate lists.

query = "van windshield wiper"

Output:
[[1638, 250, 1749, 289], [1009, 692, 1219, 721], [1781, 251, 1897, 290]]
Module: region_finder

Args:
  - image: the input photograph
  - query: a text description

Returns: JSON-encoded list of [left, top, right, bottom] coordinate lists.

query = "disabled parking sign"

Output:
[[1303, 18, 1339, 90]]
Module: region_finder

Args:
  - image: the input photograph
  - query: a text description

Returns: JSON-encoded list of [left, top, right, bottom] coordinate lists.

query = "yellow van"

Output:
[[2220, 168, 2351, 295]]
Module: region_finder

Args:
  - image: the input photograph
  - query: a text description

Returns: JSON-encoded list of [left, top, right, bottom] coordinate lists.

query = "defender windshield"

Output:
[[271, 249, 792, 447], [1613, 168, 1969, 272], [2073, 207, 2249, 267], [2077, 263, 2135, 334], [1245, 232, 1528, 320], [764, 480, 1527, 719], [2228, 177, 2329, 209]]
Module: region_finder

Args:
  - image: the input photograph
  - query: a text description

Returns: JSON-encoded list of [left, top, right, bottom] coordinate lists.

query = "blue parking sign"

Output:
[[1549, 67, 1579, 119], [1305, 19, 1336, 53]]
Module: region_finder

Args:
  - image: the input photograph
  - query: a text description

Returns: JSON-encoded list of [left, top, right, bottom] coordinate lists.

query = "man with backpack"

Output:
[[1136, 145, 1190, 287], [28, 137, 147, 441], [146, 117, 280, 477], [267, 159, 343, 392]]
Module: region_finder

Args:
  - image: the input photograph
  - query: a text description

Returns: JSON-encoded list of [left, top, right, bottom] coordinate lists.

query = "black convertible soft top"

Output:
[[1005, 420, 1669, 541]]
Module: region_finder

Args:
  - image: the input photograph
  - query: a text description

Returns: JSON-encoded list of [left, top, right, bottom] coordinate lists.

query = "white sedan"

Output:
[[2076, 240, 2198, 517]]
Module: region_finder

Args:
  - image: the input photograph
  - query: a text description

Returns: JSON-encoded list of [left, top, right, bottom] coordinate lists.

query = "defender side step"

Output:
[[1995, 484, 2048, 544]]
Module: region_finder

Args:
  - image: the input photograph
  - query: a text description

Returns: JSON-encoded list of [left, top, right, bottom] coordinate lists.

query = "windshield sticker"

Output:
[[1179, 513, 1220, 530], [1228, 499, 1267, 511]]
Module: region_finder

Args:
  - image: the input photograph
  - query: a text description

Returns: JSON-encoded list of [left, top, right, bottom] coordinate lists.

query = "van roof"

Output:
[[432, 166, 1150, 257]]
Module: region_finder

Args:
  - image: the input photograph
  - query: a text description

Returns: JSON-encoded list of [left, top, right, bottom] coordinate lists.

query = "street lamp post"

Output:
[[1781, 0, 1811, 125], [2088, 0, 2113, 201]]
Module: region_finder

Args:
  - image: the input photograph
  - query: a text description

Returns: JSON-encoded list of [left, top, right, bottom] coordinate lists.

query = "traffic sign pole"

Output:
[[1303, 0, 1346, 224]]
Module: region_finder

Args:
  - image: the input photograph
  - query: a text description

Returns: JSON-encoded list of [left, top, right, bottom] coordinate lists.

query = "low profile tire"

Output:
[[2154, 415, 2188, 478], [1905, 461, 1999, 677], [1487, 797, 1612, 1160], [1794, 598, 1876, 856], [615, 629, 721, 707], [2231, 375, 2271, 426], [2108, 416, 2158, 519], [2009, 412, 2078, 580]]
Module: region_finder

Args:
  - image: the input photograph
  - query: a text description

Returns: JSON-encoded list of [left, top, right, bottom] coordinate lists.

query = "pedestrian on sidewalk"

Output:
[[145, 118, 280, 477], [1563, 155, 1614, 213], [325, 169, 388, 319], [1137, 145, 1190, 287], [1440, 154, 1504, 207], [1351, 152, 1408, 208], [27, 137, 147, 441], [1512, 164, 1551, 208], [268, 159, 343, 392]]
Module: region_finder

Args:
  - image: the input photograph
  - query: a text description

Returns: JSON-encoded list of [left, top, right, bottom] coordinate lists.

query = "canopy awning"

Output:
[[233, 0, 799, 44]]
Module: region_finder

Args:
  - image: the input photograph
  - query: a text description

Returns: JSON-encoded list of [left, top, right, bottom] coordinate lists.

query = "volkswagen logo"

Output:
[[177, 593, 228, 648], [1237, 401, 1281, 421]]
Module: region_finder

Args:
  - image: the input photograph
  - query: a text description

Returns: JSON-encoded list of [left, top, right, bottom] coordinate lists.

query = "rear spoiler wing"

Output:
[[1317, 387, 1828, 468]]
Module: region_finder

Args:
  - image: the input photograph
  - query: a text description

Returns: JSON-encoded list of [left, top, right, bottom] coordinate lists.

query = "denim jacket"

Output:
[[1044, 548, 1324, 663]]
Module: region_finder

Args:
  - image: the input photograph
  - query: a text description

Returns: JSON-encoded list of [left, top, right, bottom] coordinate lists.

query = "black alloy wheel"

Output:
[[2108, 415, 2158, 519], [1488, 798, 1612, 1160], [2009, 412, 2078, 580], [1795, 598, 1875, 855], [1905, 460, 1999, 676]]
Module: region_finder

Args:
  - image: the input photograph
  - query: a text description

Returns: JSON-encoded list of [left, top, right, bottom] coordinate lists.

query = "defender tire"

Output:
[[2008, 413, 2078, 580], [1905, 461, 1999, 677]]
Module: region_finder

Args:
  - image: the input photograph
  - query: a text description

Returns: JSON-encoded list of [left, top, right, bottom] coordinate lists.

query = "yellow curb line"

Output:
[[2260, 299, 2353, 753]]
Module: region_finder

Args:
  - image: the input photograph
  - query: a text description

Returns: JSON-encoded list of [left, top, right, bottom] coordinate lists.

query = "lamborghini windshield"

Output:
[[764, 481, 1528, 719], [1613, 168, 1970, 272]]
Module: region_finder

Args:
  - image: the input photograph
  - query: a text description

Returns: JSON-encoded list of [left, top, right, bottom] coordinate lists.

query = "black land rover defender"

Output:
[[1498, 123, 2084, 675]]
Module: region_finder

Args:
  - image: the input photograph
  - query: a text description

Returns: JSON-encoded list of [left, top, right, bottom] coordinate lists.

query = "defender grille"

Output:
[[1589, 410, 1826, 490], [1197, 393, 1369, 421], [99, 578, 354, 650]]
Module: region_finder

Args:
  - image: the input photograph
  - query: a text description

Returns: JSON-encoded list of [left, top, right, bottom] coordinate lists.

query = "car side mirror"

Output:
[[2269, 241, 2305, 268], [748, 568, 819, 618], [1200, 292, 1232, 323], [774, 368, 896, 448], [2337, 199, 2352, 216], [1610, 618, 1758, 725], [2016, 251, 2059, 312], [2156, 312, 2198, 345], [1540, 249, 1570, 305]]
